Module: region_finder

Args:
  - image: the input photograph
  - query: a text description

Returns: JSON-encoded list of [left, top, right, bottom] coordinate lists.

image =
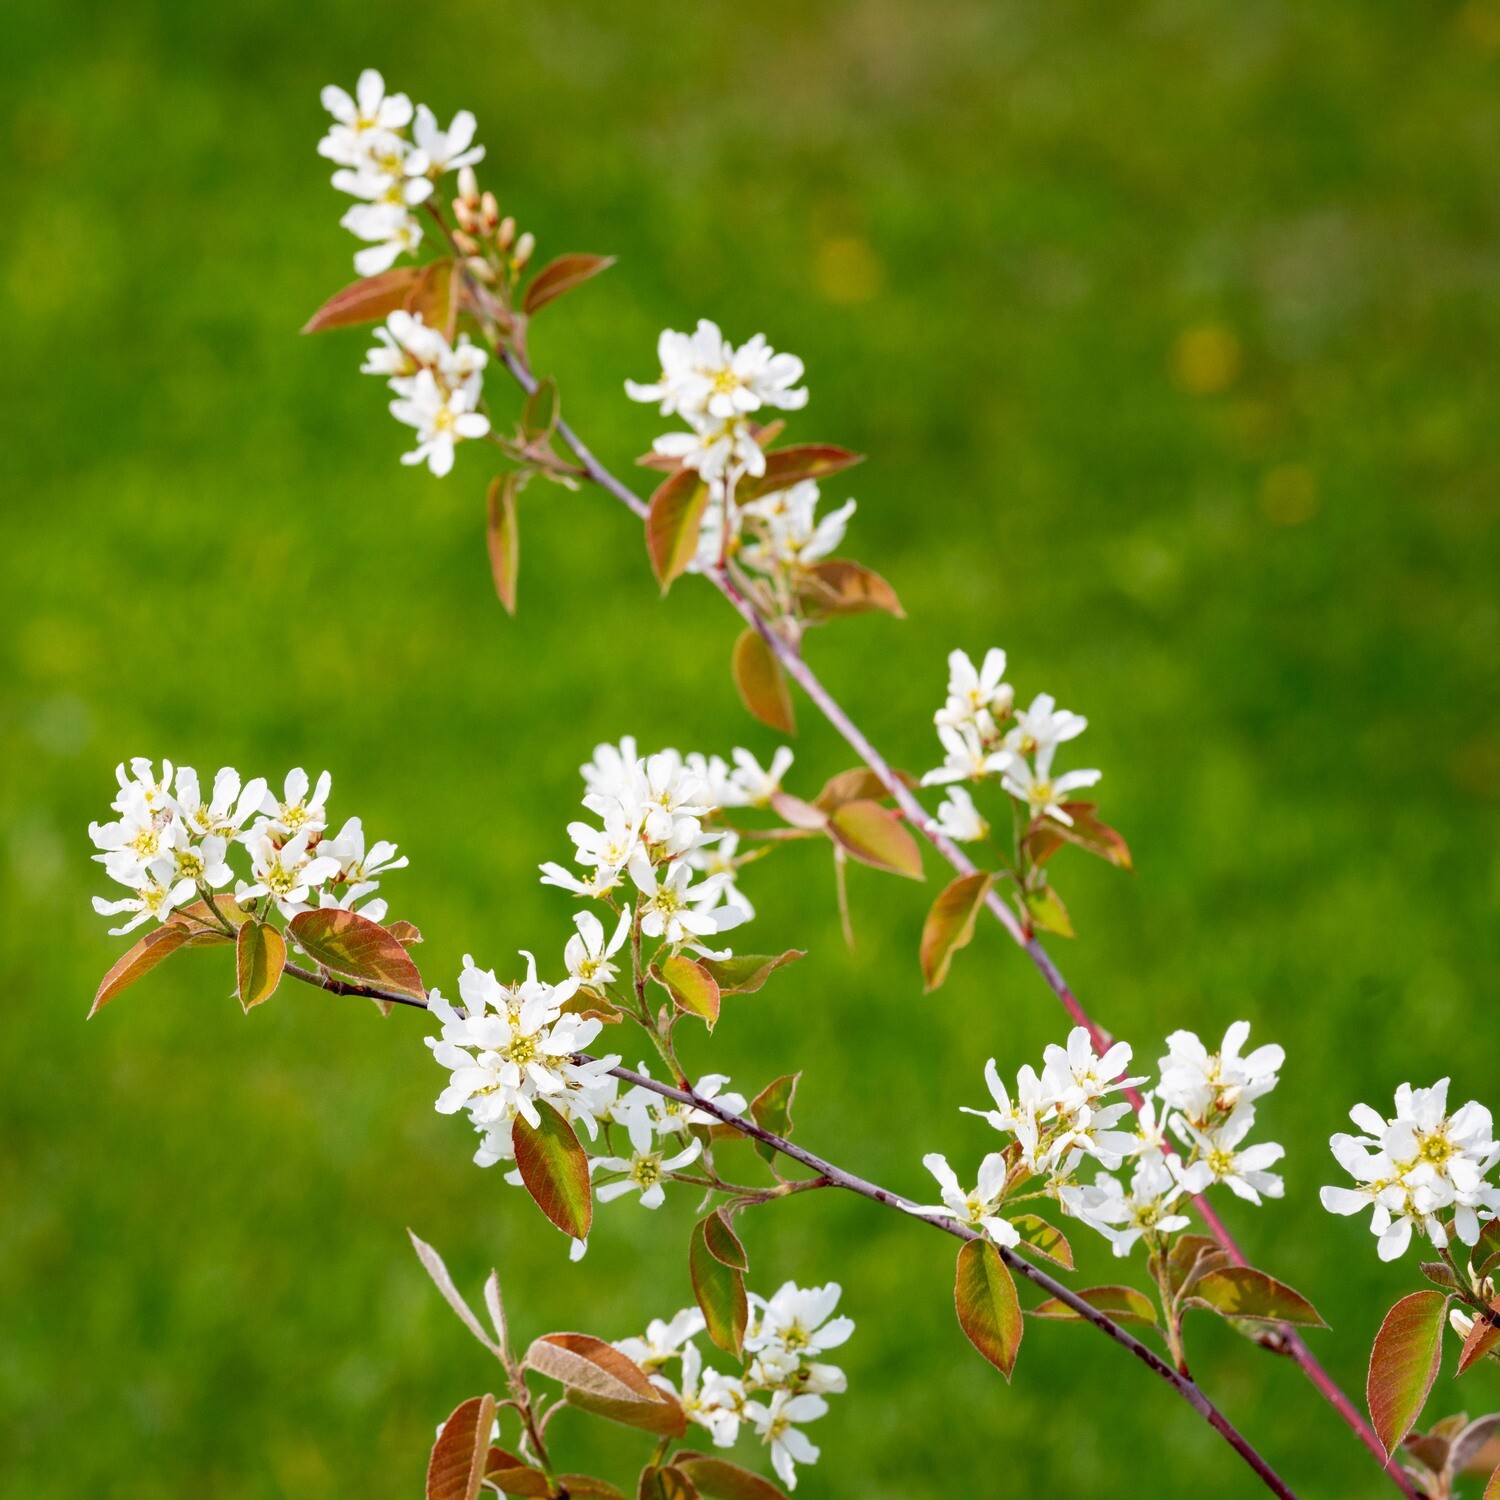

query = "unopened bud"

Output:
[[497, 215, 517, 251], [1451, 1308, 1475, 1340], [467, 256, 498, 284], [514, 231, 535, 269], [457, 164, 480, 205], [480, 191, 500, 232], [453, 229, 480, 256], [454, 200, 478, 234]]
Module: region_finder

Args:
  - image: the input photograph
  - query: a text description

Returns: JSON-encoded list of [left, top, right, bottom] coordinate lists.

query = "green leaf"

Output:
[[1476, 1218, 1500, 1276], [426, 1393, 496, 1500], [486, 474, 521, 615], [235, 921, 286, 1012], [735, 444, 864, 502], [1023, 884, 1074, 938], [512, 1100, 592, 1240], [674, 1457, 788, 1500], [731, 628, 796, 735], [521, 376, 559, 441], [522, 253, 615, 316], [955, 1239, 1023, 1379], [525, 1333, 658, 1401], [1457, 1299, 1500, 1375], [698, 950, 804, 996], [303, 267, 422, 333], [1030, 1285, 1158, 1327], [287, 907, 426, 999], [749, 1073, 799, 1164], [828, 799, 924, 880], [89, 923, 194, 1017], [646, 468, 712, 589], [658, 955, 720, 1030], [919, 871, 993, 991], [1007, 1214, 1073, 1271], [690, 1216, 748, 1355], [1489, 1465, 1500, 1500], [1368, 1290, 1448, 1456], [795, 558, 904, 620], [1185, 1266, 1325, 1328], [702, 1208, 749, 1270]]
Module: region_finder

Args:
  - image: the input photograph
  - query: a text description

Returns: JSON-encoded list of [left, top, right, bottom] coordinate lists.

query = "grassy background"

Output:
[[4, 1, 1499, 1495]]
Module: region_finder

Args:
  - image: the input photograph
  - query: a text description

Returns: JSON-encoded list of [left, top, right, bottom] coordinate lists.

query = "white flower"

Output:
[[175, 767, 267, 842], [319, 816, 407, 886], [933, 785, 989, 843], [912, 1153, 1019, 1246], [592, 1113, 703, 1209], [1040, 1027, 1142, 1112], [935, 648, 1014, 731], [745, 1281, 854, 1359], [962, 1058, 1048, 1171], [626, 320, 807, 422], [259, 768, 333, 839], [238, 828, 342, 918], [318, 70, 415, 167], [565, 909, 631, 990], [743, 1390, 826, 1491], [389, 369, 490, 476], [92, 868, 194, 935], [1061, 1158, 1193, 1256], [90, 784, 175, 888], [920, 722, 1014, 787], [728, 746, 793, 808], [411, 104, 485, 176], [159, 822, 234, 890], [340, 200, 424, 276], [1175, 1106, 1285, 1204], [629, 854, 743, 945], [1000, 743, 1102, 825], [738, 482, 856, 572], [615, 1070, 747, 1139], [613, 1307, 705, 1371], [685, 831, 756, 921], [650, 1343, 746, 1448], [1004, 693, 1086, 758], [653, 416, 767, 486], [1158, 1021, 1284, 1122]]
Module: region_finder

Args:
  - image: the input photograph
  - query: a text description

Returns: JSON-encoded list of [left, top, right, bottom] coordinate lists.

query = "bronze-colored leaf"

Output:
[[749, 1073, 799, 1164], [1025, 802, 1133, 871], [522, 253, 615, 316], [734, 444, 864, 502], [287, 907, 426, 999], [1368, 1290, 1448, 1456], [702, 1208, 749, 1271], [829, 799, 924, 880], [1007, 1214, 1073, 1271], [426, 1393, 496, 1500], [919, 871, 993, 991], [513, 1101, 592, 1240], [89, 924, 194, 1017], [525, 1333, 659, 1402], [698, 950, 804, 996], [638, 1466, 700, 1500], [565, 1386, 687, 1438], [731, 628, 796, 735], [303, 267, 422, 333], [405, 258, 456, 333], [235, 921, 286, 1012], [1185, 1266, 1325, 1328], [1030, 1285, 1158, 1327], [796, 559, 904, 620], [813, 766, 914, 810], [690, 1216, 748, 1355], [955, 1239, 1022, 1379], [657, 955, 720, 1030], [487, 473, 521, 614], [1458, 1300, 1500, 1375], [673, 1457, 788, 1500], [647, 468, 712, 589]]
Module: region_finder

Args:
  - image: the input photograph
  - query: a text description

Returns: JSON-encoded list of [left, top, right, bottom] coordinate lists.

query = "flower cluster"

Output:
[[362, 310, 491, 475], [614, 1281, 853, 1490], [426, 953, 620, 1165], [1321, 1080, 1500, 1261], [922, 1022, 1284, 1258], [921, 648, 1101, 835], [627, 322, 858, 580], [539, 735, 787, 941], [89, 759, 406, 934], [318, 69, 484, 275]]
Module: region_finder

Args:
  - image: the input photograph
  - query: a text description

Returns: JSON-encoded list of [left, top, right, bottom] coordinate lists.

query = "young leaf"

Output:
[[796, 559, 904, 620], [735, 445, 863, 502], [769, 791, 828, 830], [658, 955, 720, 1030], [1165, 1234, 1234, 1299], [1457, 1300, 1500, 1375], [813, 766, 912, 810], [558, 1479, 627, 1500], [1025, 803, 1133, 871], [303, 266, 422, 333], [388, 919, 423, 946], [287, 908, 426, 999], [673, 1457, 788, 1500], [490, 1471, 552, 1498], [702, 1208, 749, 1271], [731, 628, 796, 735], [405, 258, 457, 331], [486, 474, 521, 615], [407, 1230, 506, 1360], [169, 895, 251, 934], [919, 871, 993, 991], [1451, 1413, 1500, 1474], [89, 924, 194, 1017], [1185, 1266, 1325, 1328], [1030, 1285, 1158, 1327], [235, 921, 286, 1012], [829, 800, 924, 880], [698, 950, 804, 996], [566, 1386, 687, 1437], [521, 376, 559, 441], [955, 1239, 1023, 1379], [690, 1217, 748, 1355], [1368, 1290, 1448, 1456], [1489, 1466, 1500, 1500], [646, 468, 712, 589], [525, 1333, 659, 1402], [427, 1393, 496, 1500], [522, 253, 615, 316], [1007, 1214, 1073, 1271], [638, 1466, 700, 1500], [513, 1100, 592, 1240], [749, 1073, 799, 1164], [1023, 884, 1074, 939]]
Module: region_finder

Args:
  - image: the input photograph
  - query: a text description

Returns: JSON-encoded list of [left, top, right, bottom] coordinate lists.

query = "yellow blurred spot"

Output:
[[1171, 324, 1241, 395], [814, 236, 885, 304], [1259, 463, 1320, 526], [1460, 0, 1500, 48]]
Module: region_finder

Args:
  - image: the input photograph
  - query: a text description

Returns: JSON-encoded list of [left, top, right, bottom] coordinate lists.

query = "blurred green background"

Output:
[[4, 1, 1499, 1495]]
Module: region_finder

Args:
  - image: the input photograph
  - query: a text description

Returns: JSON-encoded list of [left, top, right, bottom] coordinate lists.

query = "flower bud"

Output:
[[480, 191, 500, 232], [453, 229, 480, 256], [514, 231, 535, 269], [454, 200, 478, 233], [467, 256, 497, 284], [457, 164, 480, 206], [1451, 1308, 1475, 1340], [497, 215, 517, 251]]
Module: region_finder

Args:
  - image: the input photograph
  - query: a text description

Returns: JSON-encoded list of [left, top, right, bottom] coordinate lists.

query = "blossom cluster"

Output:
[[922, 647, 1102, 842], [89, 759, 406, 934], [362, 310, 491, 475], [627, 322, 858, 580], [318, 69, 484, 275], [1321, 1080, 1500, 1261], [614, 1280, 853, 1490], [922, 1021, 1285, 1257]]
